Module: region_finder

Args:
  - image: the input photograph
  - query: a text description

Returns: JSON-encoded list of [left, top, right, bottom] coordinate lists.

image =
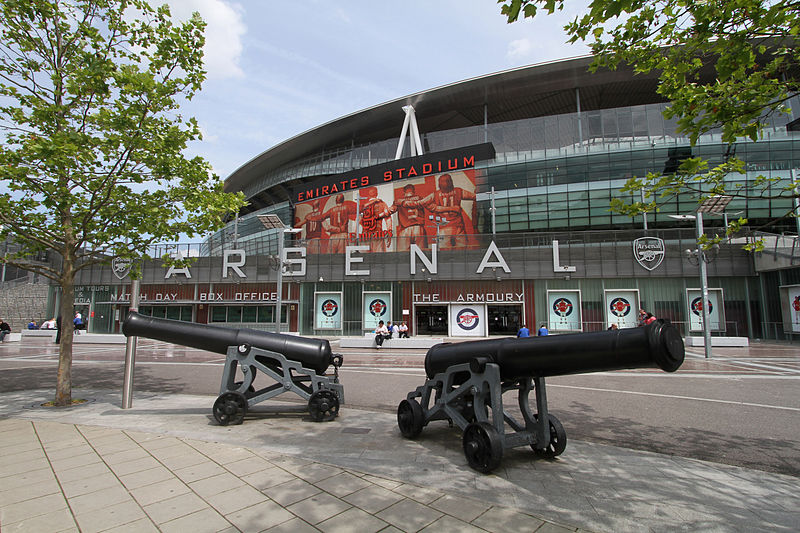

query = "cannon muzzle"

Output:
[[424, 318, 684, 380], [122, 312, 334, 375]]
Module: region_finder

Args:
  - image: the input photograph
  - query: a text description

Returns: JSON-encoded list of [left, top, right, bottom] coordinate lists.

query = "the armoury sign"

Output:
[[634, 237, 665, 271], [293, 143, 495, 204]]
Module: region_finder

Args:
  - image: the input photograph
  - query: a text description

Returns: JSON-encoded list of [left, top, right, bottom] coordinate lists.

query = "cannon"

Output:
[[122, 312, 343, 425], [397, 319, 684, 473]]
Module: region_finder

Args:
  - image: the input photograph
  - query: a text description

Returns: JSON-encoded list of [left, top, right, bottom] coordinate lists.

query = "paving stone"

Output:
[[221, 456, 274, 477], [56, 461, 112, 483], [144, 492, 209, 524], [430, 494, 492, 523], [68, 485, 134, 515], [263, 478, 322, 507], [118, 466, 175, 490], [159, 507, 233, 533], [73, 499, 149, 533], [315, 472, 372, 497], [419, 515, 487, 533], [61, 472, 121, 499], [343, 484, 405, 514], [241, 465, 297, 490], [2, 505, 77, 533], [189, 472, 247, 498], [264, 516, 322, 533], [287, 492, 352, 525], [206, 484, 270, 515], [471, 506, 545, 533], [376, 498, 444, 532], [225, 500, 294, 533], [173, 459, 228, 483], [0, 478, 61, 506], [159, 450, 208, 470], [49, 451, 102, 472], [0, 492, 68, 525], [316, 506, 388, 533], [101, 447, 152, 465], [131, 477, 191, 507], [392, 483, 444, 505], [108, 456, 163, 477]]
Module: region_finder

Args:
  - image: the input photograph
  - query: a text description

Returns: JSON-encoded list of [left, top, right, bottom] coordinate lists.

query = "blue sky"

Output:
[[169, 0, 591, 181]]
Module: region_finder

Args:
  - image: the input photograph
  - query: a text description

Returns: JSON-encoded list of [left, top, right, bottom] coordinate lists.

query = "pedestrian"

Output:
[[0, 318, 11, 342], [517, 324, 530, 338], [73, 312, 84, 335], [27, 319, 39, 330], [374, 320, 389, 348], [608, 323, 619, 331], [637, 309, 648, 327], [55, 315, 62, 344], [644, 312, 657, 325], [537, 323, 549, 336]]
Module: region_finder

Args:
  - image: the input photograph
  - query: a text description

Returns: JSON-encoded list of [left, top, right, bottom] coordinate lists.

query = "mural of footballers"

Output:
[[388, 182, 428, 251], [295, 199, 326, 254], [311, 193, 357, 253], [404, 171, 478, 250], [358, 186, 393, 252]]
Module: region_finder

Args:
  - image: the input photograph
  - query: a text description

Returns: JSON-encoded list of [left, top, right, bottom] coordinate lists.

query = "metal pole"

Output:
[[696, 213, 713, 358], [490, 186, 496, 238], [792, 169, 800, 236], [275, 230, 284, 333], [641, 188, 648, 231], [121, 278, 140, 408]]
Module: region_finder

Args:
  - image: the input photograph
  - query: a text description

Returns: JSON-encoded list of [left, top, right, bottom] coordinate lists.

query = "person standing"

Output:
[[55, 315, 62, 344], [537, 323, 549, 336], [73, 312, 84, 335], [517, 324, 530, 338]]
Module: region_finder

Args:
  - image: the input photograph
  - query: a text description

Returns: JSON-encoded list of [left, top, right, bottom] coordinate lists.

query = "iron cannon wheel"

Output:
[[532, 414, 567, 458], [213, 391, 247, 426], [462, 422, 503, 473], [308, 389, 340, 422], [397, 399, 425, 439]]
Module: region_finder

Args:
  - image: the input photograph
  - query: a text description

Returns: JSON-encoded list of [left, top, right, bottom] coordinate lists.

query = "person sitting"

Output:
[[517, 324, 530, 338], [537, 324, 549, 336], [608, 323, 619, 331], [386, 321, 394, 339], [41, 318, 57, 329], [374, 320, 389, 348], [0, 319, 11, 342], [398, 322, 409, 338], [27, 320, 39, 330]]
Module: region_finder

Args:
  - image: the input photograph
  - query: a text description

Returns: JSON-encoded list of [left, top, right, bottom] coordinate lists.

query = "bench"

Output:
[[684, 336, 749, 347], [339, 333, 444, 349], [22, 329, 57, 339], [0, 332, 21, 342]]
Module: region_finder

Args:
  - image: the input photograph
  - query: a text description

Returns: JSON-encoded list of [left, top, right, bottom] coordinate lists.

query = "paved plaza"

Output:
[[1, 337, 799, 532]]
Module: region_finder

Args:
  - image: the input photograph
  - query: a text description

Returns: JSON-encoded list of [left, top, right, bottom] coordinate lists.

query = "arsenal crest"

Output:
[[633, 237, 665, 271], [112, 257, 132, 280]]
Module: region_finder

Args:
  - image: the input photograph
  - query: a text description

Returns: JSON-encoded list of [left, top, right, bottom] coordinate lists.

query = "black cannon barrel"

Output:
[[122, 312, 334, 374], [424, 319, 684, 380]]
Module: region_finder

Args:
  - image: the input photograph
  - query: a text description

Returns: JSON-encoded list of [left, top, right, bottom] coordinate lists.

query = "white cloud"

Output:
[[167, 0, 246, 80], [507, 38, 533, 59]]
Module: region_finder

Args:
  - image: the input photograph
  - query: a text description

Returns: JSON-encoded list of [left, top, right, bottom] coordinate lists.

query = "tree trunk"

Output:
[[55, 268, 76, 406]]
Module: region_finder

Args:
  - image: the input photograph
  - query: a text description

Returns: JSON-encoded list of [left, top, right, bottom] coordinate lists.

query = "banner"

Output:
[[450, 304, 486, 337], [604, 289, 640, 329], [686, 288, 725, 332], [547, 290, 582, 332], [296, 169, 479, 254], [779, 285, 800, 333], [363, 291, 391, 331], [314, 292, 342, 330]]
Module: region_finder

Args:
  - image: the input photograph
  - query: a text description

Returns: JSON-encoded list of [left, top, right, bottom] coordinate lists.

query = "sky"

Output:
[[167, 0, 592, 181]]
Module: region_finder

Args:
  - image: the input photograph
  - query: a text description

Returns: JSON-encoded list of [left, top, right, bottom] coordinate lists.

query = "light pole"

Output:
[[258, 215, 301, 333], [670, 195, 732, 359]]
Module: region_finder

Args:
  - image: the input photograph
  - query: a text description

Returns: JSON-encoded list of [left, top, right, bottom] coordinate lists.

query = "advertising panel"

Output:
[[296, 169, 480, 254], [449, 304, 486, 337], [779, 284, 800, 333], [686, 288, 725, 332], [547, 290, 582, 332], [604, 289, 640, 329], [314, 292, 342, 330], [363, 291, 392, 332]]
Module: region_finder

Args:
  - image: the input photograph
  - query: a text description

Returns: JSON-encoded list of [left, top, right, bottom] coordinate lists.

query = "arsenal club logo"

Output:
[[456, 308, 480, 330], [690, 297, 713, 316], [321, 299, 339, 317], [633, 237, 665, 271], [552, 298, 573, 317], [368, 299, 387, 317], [112, 257, 132, 280], [609, 297, 631, 317]]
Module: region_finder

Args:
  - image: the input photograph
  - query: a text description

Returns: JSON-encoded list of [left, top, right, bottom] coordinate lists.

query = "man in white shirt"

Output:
[[374, 321, 389, 348]]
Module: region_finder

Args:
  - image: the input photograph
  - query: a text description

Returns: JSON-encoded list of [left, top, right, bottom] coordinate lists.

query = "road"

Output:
[[2, 337, 799, 477]]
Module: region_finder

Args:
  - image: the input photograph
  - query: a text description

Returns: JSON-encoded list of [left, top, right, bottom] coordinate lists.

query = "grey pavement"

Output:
[[0, 389, 798, 533]]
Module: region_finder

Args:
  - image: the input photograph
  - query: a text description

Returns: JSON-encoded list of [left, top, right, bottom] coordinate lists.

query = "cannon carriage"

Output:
[[122, 312, 344, 425], [398, 319, 685, 473]]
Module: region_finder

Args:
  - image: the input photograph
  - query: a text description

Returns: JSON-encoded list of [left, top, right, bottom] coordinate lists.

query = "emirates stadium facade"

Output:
[[70, 54, 800, 340]]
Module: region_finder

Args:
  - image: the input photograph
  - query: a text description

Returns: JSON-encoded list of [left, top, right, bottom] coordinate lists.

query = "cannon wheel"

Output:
[[462, 422, 503, 473], [308, 390, 340, 422], [532, 414, 567, 458], [213, 391, 247, 426], [397, 399, 425, 439]]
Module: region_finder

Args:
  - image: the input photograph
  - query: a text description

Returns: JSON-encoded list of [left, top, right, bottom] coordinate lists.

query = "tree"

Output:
[[0, 0, 245, 405], [500, 0, 800, 245]]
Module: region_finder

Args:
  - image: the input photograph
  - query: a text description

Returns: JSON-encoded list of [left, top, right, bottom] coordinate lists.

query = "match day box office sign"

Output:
[[449, 304, 486, 337], [604, 289, 640, 329], [315, 292, 342, 330], [363, 291, 392, 331], [686, 288, 725, 332], [547, 290, 582, 332], [778, 285, 800, 333]]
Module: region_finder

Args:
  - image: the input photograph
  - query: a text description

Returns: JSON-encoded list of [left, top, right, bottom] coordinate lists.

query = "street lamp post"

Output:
[[258, 214, 301, 334]]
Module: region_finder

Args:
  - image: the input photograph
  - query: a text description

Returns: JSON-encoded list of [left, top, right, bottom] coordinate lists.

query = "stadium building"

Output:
[[69, 54, 800, 341]]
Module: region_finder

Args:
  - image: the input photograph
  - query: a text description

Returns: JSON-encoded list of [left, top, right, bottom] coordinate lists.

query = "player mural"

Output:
[[296, 170, 479, 254], [604, 289, 640, 329]]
